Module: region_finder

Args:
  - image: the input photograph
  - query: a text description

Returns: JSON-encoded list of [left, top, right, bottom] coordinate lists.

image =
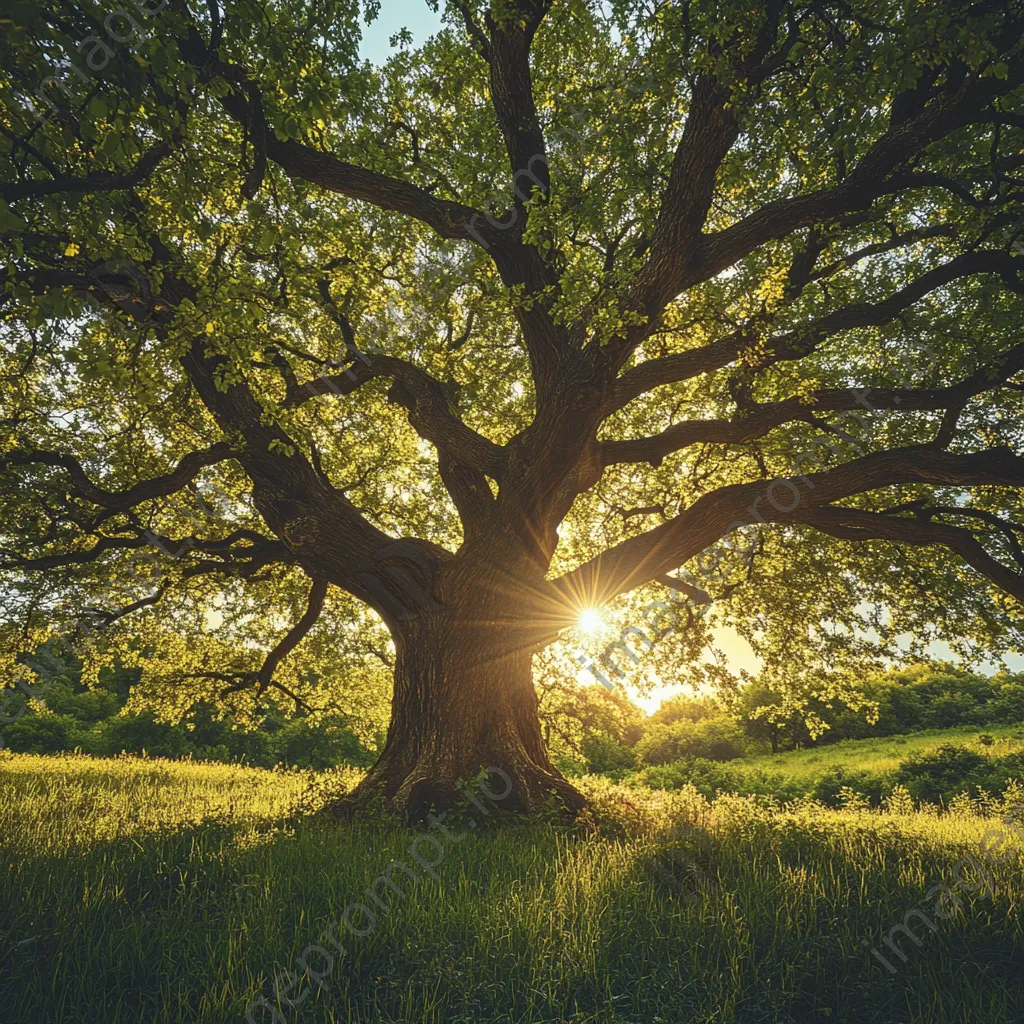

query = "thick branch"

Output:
[[630, 3, 792, 318], [286, 354, 506, 480], [909, 505, 1024, 568], [602, 337, 1024, 465], [254, 576, 328, 695], [470, 0, 575, 406], [4, 443, 235, 511], [213, 577, 327, 705], [697, 59, 1024, 286], [2, 527, 293, 577], [606, 249, 1024, 413], [486, 0, 552, 207], [181, 537, 295, 580], [546, 445, 1024, 626], [255, 136, 494, 242], [0, 533, 149, 571], [2, 143, 173, 203], [168, 13, 498, 247], [795, 505, 1024, 605], [81, 583, 169, 626]]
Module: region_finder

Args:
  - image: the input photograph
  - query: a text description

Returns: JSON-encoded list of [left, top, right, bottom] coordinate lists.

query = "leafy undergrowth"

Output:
[[2, 753, 1023, 1023]]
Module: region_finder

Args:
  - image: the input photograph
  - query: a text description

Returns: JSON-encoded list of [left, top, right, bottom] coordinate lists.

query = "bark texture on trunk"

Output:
[[344, 571, 584, 819]]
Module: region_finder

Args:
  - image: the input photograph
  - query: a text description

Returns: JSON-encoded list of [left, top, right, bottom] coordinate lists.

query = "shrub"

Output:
[[88, 712, 191, 759], [552, 754, 587, 778], [993, 683, 1024, 723], [922, 691, 985, 729], [636, 718, 746, 765], [810, 766, 888, 807], [3, 713, 82, 754], [273, 717, 376, 769], [627, 757, 803, 803], [32, 681, 121, 724], [580, 732, 638, 777], [647, 695, 721, 726], [892, 744, 1007, 804]]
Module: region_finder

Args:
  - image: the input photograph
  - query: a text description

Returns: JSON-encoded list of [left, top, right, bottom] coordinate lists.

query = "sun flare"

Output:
[[578, 608, 604, 634]]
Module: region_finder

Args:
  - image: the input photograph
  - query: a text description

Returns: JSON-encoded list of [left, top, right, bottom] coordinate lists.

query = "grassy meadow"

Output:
[[2, 752, 1024, 1023], [628, 724, 1024, 809], [739, 725, 1024, 781]]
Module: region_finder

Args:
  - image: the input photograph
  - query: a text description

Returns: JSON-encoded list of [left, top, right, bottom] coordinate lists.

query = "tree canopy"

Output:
[[2, 0, 1024, 806]]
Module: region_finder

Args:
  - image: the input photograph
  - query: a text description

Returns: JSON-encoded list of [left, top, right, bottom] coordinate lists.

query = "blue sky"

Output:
[[358, 0, 444, 64]]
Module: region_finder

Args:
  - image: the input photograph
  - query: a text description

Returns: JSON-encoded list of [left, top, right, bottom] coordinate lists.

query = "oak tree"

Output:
[[2, 0, 1024, 813]]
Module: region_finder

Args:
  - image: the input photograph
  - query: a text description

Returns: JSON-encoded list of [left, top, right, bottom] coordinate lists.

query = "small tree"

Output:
[[537, 678, 644, 765], [738, 679, 789, 754]]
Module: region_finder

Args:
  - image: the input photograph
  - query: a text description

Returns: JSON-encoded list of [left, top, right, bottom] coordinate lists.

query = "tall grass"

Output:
[[1, 753, 1022, 1023]]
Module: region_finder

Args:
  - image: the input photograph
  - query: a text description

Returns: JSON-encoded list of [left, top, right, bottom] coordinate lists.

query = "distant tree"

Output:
[[538, 679, 644, 760], [274, 716, 378, 769], [2, 1, 1024, 814], [992, 674, 1024, 722], [93, 710, 193, 759], [3, 713, 80, 755], [738, 679, 789, 754], [737, 669, 876, 751], [648, 694, 722, 727]]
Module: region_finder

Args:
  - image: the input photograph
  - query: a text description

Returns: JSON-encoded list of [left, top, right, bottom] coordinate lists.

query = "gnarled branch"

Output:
[[794, 505, 1024, 605], [545, 445, 1024, 630], [606, 249, 1024, 414], [697, 57, 1024, 287], [285, 353, 506, 481], [602, 336, 1024, 466], [4, 443, 235, 511], [215, 575, 328, 705], [2, 142, 173, 203]]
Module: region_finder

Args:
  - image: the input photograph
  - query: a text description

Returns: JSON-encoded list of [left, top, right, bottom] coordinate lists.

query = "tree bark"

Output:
[[342, 575, 585, 820]]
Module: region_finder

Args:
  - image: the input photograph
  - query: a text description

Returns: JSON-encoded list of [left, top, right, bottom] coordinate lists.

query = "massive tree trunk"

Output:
[[344, 563, 584, 819]]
